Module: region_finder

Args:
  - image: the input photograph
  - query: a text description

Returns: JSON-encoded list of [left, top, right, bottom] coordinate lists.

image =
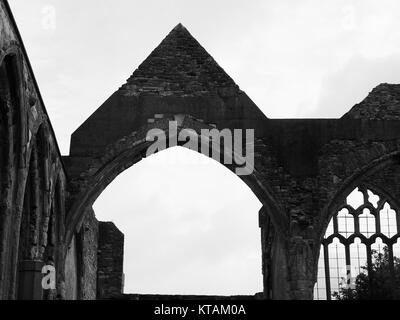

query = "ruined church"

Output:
[[1, 0, 400, 300]]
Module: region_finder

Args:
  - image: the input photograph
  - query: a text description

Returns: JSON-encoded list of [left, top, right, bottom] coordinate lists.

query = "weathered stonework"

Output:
[[345, 83, 400, 120], [78, 207, 98, 300], [0, 0, 68, 300], [121, 23, 240, 98], [1, 0, 400, 300], [97, 222, 124, 299]]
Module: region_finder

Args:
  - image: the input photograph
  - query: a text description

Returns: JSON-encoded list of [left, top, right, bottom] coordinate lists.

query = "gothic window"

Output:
[[314, 187, 400, 300], [328, 238, 347, 294], [359, 209, 375, 238], [349, 238, 367, 277], [371, 238, 387, 256], [325, 219, 334, 238], [337, 209, 354, 238], [380, 203, 397, 238], [394, 239, 400, 259], [314, 245, 327, 300]]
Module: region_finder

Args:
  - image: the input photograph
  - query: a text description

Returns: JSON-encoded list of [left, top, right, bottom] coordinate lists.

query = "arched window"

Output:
[[380, 203, 397, 238], [394, 239, 400, 259], [328, 238, 347, 294], [349, 238, 367, 277], [337, 209, 354, 238], [314, 187, 400, 300], [359, 209, 375, 238]]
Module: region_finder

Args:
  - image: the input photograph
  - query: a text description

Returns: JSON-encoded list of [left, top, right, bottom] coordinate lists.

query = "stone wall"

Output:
[[0, 0, 68, 300], [345, 83, 400, 120], [62, 209, 125, 300], [97, 222, 124, 299], [63, 22, 400, 300], [2, 0, 400, 300]]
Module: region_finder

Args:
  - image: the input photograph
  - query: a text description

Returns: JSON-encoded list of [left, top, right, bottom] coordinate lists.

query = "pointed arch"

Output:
[[315, 186, 400, 300], [64, 119, 287, 251]]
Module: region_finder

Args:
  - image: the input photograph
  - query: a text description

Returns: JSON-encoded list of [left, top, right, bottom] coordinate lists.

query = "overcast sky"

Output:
[[8, 0, 400, 295]]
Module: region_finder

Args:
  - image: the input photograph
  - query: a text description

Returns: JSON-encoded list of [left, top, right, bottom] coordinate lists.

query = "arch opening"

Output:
[[93, 146, 263, 297], [65, 122, 287, 251]]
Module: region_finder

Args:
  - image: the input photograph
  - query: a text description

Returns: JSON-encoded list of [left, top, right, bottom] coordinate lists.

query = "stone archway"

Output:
[[63, 115, 286, 298], [58, 23, 400, 300], [65, 117, 285, 245], [61, 28, 284, 293]]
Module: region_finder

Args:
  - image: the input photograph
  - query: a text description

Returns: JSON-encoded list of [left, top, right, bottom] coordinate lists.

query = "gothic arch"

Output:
[[64, 118, 287, 252], [361, 183, 400, 216], [314, 149, 400, 299], [314, 185, 400, 299], [318, 150, 400, 243]]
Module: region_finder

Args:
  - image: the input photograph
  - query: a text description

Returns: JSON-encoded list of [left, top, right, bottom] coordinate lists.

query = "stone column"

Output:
[[270, 233, 291, 299], [97, 222, 124, 299], [287, 236, 316, 300], [17, 260, 44, 300], [259, 207, 274, 299]]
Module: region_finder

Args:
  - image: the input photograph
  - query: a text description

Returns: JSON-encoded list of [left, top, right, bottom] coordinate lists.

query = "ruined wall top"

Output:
[[120, 23, 240, 98], [69, 24, 267, 157], [344, 83, 400, 120]]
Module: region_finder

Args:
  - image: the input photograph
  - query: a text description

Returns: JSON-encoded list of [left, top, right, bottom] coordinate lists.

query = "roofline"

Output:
[[3, 0, 68, 177]]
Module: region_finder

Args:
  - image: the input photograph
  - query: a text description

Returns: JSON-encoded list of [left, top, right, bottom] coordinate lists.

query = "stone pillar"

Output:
[[259, 206, 294, 300], [270, 232, 291, 300], [17, 260, 44, 300], [260, 207, 318, 300], [287, 236, 316, 300], [64, 236, 78, 300], [97, 222, 124, 299], [259, 207, 273, 299], [78, 208, 99, 300]]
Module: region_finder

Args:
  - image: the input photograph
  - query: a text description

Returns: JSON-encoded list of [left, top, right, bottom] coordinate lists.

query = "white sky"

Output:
[[8, 0, 400, 295]]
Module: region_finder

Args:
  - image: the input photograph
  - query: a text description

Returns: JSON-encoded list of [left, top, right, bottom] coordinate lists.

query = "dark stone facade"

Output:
[[345, 83, 400, 120], [97, 222, 124, 299], [1, 0, 400, 300]]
